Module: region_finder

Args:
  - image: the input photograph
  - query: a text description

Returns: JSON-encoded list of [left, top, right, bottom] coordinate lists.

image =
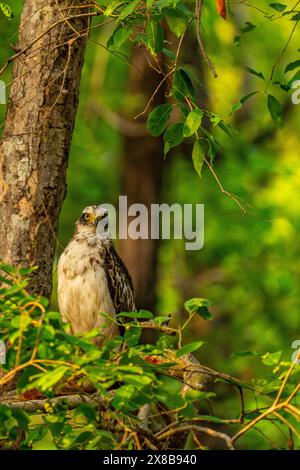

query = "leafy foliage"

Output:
[[0, 2, 13, 19], [0, 266, 299, 450], [70, 0, 300, 184]]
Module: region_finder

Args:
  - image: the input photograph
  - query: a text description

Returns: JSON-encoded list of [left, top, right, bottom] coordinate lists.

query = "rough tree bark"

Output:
[[0, 1, 90, 297], [119, 49, 166, 312]]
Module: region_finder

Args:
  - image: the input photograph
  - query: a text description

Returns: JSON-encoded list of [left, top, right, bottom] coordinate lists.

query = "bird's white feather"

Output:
[[57, 235, 119, 343]]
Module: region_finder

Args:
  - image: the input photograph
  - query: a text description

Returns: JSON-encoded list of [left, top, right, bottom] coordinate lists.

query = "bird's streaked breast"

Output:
[[57, 236, 119, 342]]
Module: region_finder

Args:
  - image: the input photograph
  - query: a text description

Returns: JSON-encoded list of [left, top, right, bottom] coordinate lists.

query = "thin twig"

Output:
[[195, 0, 218, 78]]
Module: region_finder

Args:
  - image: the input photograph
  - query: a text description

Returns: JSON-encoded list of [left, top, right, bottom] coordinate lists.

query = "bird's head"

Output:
[[75, 205, 110, 237]]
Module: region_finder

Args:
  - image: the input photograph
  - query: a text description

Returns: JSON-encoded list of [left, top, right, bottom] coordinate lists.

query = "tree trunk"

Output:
[[0, 1, 90, 298], [119, 49, 166, 312]]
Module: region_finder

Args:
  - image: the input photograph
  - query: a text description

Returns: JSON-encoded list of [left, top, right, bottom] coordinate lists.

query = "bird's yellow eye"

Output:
[[84, 213, 90, 222]]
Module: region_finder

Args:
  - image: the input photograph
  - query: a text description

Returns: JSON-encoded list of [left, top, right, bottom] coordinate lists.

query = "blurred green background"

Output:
[[1, 1, 299, 449]]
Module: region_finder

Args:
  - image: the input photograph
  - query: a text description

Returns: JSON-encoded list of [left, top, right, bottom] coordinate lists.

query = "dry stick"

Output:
[[184, 96, 252, 216], [88, 37, 139, 70], [274, 350, 300, 405], [192, 431, 204, 450], [237, 385, 246, 422], [30, 311, 46, 362], [195, 0, 218, 78], [15, 302, 45, 368], [0, 359, 80, 387], [156, 424, 234, 450], [285, 403, 300, 419], [232, 381, 300, 446], [286, 382, 300, 405], [135, 321, 177, 337], [237, 1, 271, 17], [232, 404, 281, 443], [2, 36, 81, 140], [143, 50, 163, 75], [1, 19, 116, 134], [37, 39, 75, 131], [54, 0, 82, 39], [15, 311, 30, 368], [134, 33, 185, 120], [59, 1, 84, 41], [0, 10, 101, 77], [292, 0, 300, 11], [205, 158, 248, 215], [134, 68, 175, 120], [0, 392, 103, 413], [2, 51, 68, 131], [15, 14, 113, 64]]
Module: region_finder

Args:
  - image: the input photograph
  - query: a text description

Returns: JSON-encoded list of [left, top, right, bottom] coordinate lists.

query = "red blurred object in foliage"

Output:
[[216, 0, 227, 19], [144, 355, 161, 365], [22, 388, 43, 400]]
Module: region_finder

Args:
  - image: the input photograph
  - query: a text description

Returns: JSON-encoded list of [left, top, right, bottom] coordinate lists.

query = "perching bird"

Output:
[[57, 205, 135, 345]]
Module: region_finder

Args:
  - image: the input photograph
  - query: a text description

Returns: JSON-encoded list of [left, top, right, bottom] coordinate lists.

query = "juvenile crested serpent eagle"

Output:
[[58, 205, 135, 345]]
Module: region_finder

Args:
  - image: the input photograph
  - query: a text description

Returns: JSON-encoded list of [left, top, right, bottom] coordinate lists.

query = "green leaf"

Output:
[[112, 385, 147, 411], [291, 12, 300, 21], [230, 91, 259, 115], [164, 123, 184, 155], [162, 48, 176, 60], [218, 120, 236, 137], [273, 80, 291, 92], [29, 366, 69, 392], [201, 128, 218, 163], [0, 263, 16, 274], [184, 298, 213, 320], [75, 403, 96, 421], [231, 350, 259, 357], [172, 68, 195, 102], [269, 3, 287, 12], [146, 20, 164, 55], [241, 21, 256, 34], [176, 341, 205, 357], [147, 104, 173, 136], [11, 316, 31, 329], [118, 309, 153, 319], [245, 67, 265, 80], [118, 0, 139, 21], [154, 315, 171, 325], [284, 60, 300, 73], [183, 109, 203, 137], [267, 94, 283, 127], [12, 408, 30, 430], [107, 27, 131, 50], [104, 2, 122, 17], [0, 2, 13, 19], [234, 21, 256, 45], [262, 351, 282, 366], [166, 14, 186, 37], [184, 390, 215, 401], [192, 140, 206, 177]]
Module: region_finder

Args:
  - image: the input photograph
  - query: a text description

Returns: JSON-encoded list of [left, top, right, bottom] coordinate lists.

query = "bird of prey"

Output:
[[57, 205, 135, 345]]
